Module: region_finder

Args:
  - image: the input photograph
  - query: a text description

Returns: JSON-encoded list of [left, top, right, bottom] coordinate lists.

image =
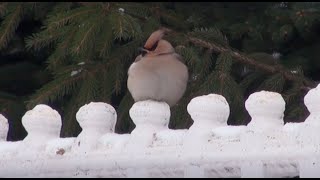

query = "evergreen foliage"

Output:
[[0, 2, 319, 139]]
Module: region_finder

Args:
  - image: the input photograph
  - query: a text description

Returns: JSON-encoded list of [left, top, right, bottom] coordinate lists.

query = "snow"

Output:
[[212, 126, 247, 138], [283, 122, 303, 133], [153, 129, 187, 147], [245, 91, 285, 132], [304, 84, 320, 126], [129, 100, 170, 129], [45, 138, 76, 156], [272, 52, 281, 59], [187, 94, 229, 129], [74, 102, 117, 154], [184, 94, 231, 154], [70, 69, 82, 76], [1, 88, 320, 177], [125, 101, 170, 152], [98, 133, 130, 152], [0, 114, 8, 141], [22, 104, 62, 142], [118, 8, 125, 13]]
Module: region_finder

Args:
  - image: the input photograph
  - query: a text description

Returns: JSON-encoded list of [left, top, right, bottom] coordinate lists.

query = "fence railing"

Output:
[[1, 84, 320, 177]]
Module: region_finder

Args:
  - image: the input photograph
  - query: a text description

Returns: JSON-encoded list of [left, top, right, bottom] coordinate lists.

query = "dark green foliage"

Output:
[[0, 2, 319, 138], [0, 91, 27, 141]]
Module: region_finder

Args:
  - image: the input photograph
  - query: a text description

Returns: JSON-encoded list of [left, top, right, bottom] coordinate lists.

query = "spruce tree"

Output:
[[0, 2, 319, 139]]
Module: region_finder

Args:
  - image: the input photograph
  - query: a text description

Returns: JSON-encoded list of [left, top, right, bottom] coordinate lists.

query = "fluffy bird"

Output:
[[127, 28, 189, 107]]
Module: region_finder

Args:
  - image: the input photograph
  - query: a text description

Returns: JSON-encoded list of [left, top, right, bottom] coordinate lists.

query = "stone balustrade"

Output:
[[1, 85, 320, 177]]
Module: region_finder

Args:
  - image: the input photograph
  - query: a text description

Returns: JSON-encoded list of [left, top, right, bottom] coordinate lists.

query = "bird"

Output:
[[127, 28, 189, 107]]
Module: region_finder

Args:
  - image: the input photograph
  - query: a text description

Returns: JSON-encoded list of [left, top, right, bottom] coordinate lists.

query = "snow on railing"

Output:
[[1, 85, 320, 178]]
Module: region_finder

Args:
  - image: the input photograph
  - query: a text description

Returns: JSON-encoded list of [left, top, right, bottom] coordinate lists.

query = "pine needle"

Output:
[[0, 5, 24, 50]]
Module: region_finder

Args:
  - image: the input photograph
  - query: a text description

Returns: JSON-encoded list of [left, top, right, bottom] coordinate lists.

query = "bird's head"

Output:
[[138, 28, 174, 57]]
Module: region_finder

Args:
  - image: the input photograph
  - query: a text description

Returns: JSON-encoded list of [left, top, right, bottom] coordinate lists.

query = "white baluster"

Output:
[[22, 104, 62, 147], [184, 94, 230, 153], [241, 91, 286, 178], [299, 84, 320, 178], [126, 100, 170, 151], [245, 91, 285, 132], [74, 102, 117, 154], [0, 114, 8, 141]]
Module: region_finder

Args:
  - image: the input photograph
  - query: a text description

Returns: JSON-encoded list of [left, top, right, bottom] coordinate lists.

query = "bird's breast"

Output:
[[128, 62, 137, 76], [127, 54, 188, 106]]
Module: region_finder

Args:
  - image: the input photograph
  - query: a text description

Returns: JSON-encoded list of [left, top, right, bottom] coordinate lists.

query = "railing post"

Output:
[[126, 100, 170, 151], [3, 88, 320, 177], [0, 114, 8, 141], [21, 104, 62, 149], [184, 94, 230, 178], [73, 102, 117, 153], [241, 91, 286, 178], [299, 84, 320, 178], [184, 94, 230, 150]]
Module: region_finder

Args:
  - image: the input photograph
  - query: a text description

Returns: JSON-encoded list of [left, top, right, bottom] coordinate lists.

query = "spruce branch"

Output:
[[187, 36, 316, 90], [26, 73, 84, 109], [0, 3, 8, 17], [258, 73, 286, 92], [115, 2, 150, 21], [0, 91, 17, 102], [115, 91, 135, 133], [60, 91, 82, 137], [72, 22, 97, 56], [25, 30, 64, 51], [0, 5, 24, 50], [190, 27, 229, 48], [46, 7, 98, 31], [98, 22, 113, 58], [46, 28, 77, 71]]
